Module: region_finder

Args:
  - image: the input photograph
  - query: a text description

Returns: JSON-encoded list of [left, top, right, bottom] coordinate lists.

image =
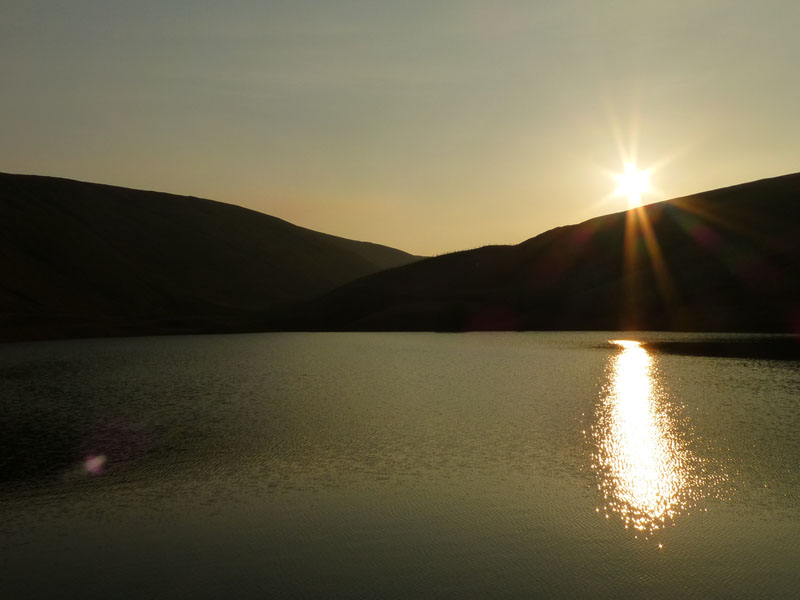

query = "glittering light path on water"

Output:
[[590, 340, 707, 535]]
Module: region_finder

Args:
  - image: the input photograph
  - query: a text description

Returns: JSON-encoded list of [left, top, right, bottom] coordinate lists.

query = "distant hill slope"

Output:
[[0, 173, 419, 341], [272, 173, 800, 333]]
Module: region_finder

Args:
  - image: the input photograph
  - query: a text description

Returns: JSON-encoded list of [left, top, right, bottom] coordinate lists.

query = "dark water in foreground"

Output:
[[1, 332, 799, 599]]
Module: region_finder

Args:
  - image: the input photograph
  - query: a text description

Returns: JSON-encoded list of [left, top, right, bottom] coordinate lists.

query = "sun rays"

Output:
[[614, 163, 651, 208], [599, 117, 683, 328]]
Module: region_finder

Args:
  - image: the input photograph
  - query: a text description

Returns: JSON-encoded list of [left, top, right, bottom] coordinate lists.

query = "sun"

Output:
[[614, 163, 651, 208]]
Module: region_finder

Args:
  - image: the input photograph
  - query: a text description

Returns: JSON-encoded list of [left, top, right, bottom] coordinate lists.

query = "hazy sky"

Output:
[[3, 1, 799, 255]]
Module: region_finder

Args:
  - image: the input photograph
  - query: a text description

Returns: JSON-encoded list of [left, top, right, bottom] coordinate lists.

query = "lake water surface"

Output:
[[1, 332, 799, 598]]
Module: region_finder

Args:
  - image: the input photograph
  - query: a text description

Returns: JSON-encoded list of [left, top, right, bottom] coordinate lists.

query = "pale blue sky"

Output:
[[3, 1, 799, 254]]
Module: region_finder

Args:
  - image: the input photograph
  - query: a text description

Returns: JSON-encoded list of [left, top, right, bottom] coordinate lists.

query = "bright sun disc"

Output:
[[614, 163, 651, 207]]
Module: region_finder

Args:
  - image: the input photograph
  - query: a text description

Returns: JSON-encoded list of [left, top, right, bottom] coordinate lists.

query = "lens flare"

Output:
[[84, 454, 107, 475]]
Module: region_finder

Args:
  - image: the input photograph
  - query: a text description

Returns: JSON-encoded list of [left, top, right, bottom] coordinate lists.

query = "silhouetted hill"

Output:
[[0, 173, 419, 341], [271, 173, 800, 333]]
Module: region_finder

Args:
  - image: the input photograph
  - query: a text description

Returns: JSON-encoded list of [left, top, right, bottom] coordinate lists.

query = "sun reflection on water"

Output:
[[590, 340, 707, 535]]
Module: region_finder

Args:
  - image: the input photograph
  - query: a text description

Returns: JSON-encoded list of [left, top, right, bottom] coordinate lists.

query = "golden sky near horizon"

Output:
[[2, 1, 799, 255]]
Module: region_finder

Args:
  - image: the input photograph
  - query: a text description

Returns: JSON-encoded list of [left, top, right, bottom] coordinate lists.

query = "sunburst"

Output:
[[614, 163, 651, 208]]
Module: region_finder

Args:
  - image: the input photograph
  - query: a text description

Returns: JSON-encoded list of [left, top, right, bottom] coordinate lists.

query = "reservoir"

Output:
[[1, 332, 798, 598]]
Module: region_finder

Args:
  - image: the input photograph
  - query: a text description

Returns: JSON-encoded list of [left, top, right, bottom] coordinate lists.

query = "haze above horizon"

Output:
[[3, 1, 799, 255]]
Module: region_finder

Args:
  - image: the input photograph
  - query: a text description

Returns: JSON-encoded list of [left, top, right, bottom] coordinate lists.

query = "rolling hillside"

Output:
[[271, 173, 800, 333], [0, 173, 419, 341]]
